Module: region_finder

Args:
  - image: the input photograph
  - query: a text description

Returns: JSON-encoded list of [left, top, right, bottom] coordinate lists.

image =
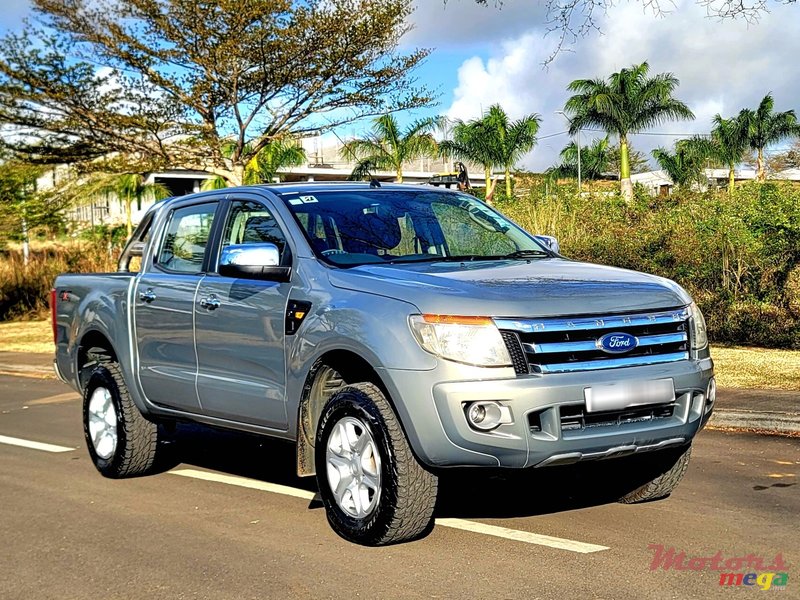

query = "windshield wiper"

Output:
[[385, 254, 490, 264], [500, 249, 551, 259], [385, 251, 550, 265]]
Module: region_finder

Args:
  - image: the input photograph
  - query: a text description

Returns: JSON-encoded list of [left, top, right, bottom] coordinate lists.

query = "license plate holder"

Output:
[[584, 379, 675, 413]]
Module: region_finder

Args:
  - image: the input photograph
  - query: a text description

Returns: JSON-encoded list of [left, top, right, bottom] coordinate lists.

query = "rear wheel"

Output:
[[315, 383, 438, 546], [619, 445, 692, 503], [83, 362, 160, 478]]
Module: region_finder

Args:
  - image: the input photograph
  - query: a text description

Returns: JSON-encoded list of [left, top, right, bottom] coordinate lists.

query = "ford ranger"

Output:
[[52, 183, 715, 545]]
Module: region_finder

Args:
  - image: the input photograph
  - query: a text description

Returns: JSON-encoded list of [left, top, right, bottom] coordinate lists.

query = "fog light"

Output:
[[706, 377, 716, 412], [465, 401, 513, 431]]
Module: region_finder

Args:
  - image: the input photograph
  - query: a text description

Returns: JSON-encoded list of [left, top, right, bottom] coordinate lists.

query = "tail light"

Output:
[[50, 288, 57, 345]]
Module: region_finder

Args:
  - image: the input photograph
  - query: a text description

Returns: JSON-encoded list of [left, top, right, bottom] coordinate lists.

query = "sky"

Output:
[[3, 0, 800, 171]]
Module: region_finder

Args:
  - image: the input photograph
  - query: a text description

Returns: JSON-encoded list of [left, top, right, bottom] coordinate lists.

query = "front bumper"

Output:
[[380, 357, 714, 469]]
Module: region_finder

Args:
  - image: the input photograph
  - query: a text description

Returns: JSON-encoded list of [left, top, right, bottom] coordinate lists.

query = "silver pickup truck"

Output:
[[53, 183, 715, 545]]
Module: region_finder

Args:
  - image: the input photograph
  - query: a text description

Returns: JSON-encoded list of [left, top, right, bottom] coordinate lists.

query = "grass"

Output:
[[0, 319, 54, 354], [1, 319, 798, 391], [710, 345, 800, 391]]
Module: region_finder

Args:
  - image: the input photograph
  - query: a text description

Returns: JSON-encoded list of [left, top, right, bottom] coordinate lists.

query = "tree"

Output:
[[440, 104, 540, 200], [766, 139, 800, 174], [112, 174, 171, 237], [439, 117, 501, 203], [548, 137, 611, 180], [0, 0, 432, 185], [0, 159, 69, 259], [485, 105, 541, 198], [202, 138, 307, 190], [565, 62, 694, 200], [651, 141, 706, 188], [607, 143, 650, 177], [690, 114, 751, 193], [740, 94, 800, 182], [342, 114, 439, 182]]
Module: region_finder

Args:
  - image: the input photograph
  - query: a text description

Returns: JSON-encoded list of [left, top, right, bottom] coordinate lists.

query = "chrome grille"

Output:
[[496, 308, 690, 374]]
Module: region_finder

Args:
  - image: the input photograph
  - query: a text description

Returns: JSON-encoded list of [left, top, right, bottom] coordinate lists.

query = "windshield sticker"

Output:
[[299, 195, 318, 203], [288, 198, 303, 205]]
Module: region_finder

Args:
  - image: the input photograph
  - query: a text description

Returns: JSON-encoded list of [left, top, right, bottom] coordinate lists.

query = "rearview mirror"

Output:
[[534, 235, 560, 254], [219, 243, 291, 282]]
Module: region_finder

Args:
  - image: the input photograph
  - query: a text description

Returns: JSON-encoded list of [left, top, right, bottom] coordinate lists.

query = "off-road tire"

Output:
[[619, 445, 692, 503], [82, 362, 160, 478], [315, 383, 438, 546]]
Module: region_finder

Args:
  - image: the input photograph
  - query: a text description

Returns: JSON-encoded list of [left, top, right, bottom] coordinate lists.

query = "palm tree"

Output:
[[439, 117, 501, 202], [564, 62, 694, 200], [440, 104, 540, 201], [484, 105, 541, 198], [690, 114, 750, 193], [548, 137, 611, 180], [740, 94, 800, 182], [202, 138, 306, 190], [651, 140, 706, 189], [115, 174, 171, 236], [342, 114, 439, 183]]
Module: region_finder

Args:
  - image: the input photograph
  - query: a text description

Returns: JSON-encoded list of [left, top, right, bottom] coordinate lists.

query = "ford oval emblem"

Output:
[[596, 332, 639, 354]]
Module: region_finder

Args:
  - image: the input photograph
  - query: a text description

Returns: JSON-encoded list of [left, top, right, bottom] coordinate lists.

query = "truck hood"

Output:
[[327, 258, 690, 318]]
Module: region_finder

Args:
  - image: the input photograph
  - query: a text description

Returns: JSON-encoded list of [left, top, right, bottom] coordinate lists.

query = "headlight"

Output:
[[688, 302, 708, 350], [409, 314, 512, 367]]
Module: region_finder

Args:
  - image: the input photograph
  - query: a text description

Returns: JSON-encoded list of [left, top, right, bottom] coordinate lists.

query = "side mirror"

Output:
[[534, 235, 560, 254], [219, 243, 291, 282]]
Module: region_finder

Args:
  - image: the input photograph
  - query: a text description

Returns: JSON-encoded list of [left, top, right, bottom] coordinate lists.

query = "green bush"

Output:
[[497, 180, 800, 349]]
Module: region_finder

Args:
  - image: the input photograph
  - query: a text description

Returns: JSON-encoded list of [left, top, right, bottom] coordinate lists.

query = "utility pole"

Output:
[[576, 128, 582, 193]]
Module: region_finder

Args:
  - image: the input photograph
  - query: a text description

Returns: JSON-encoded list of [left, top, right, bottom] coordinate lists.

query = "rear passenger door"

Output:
[[134, 200, 219, 412], [193, 196, 293, 429]]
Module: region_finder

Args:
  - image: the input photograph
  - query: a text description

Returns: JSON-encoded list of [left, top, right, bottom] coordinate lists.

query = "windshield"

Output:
[[278, 188, 551, 267]]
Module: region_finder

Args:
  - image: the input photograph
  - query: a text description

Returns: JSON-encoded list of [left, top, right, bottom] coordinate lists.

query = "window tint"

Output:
[[279, 190, 546, 266], [157, 202, 217, 273], [431, 202, 516, 256], [221, 200, 288, 260]]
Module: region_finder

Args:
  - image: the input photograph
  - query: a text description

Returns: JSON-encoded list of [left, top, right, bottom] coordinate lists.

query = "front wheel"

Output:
[[83, 362, 160, 478], [315, 383, 438, 546], [619, 445, 692, 503]]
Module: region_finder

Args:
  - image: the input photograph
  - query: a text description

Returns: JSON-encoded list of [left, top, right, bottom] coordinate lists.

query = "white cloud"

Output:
[[428, 0, 800, 170]]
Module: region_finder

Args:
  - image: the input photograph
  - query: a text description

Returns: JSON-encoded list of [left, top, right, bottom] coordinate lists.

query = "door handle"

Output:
[[139, 288, 157, 303], [199, 295, 221, 311]]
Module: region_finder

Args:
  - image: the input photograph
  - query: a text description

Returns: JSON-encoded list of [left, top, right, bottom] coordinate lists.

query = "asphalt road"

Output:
[[1, 374, 797, 600]]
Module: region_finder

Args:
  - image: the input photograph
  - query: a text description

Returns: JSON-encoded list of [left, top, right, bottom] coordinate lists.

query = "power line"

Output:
[[537, 130, 569, 140], [583, 128, 711, 138], [537, 128, 713, 140]]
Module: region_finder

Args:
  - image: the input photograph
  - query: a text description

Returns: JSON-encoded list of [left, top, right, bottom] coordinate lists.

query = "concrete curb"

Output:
[[708, 409, 800, 435]]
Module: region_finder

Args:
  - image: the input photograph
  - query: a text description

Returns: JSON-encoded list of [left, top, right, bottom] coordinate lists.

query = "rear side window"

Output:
[[157, 202, 217, 273]]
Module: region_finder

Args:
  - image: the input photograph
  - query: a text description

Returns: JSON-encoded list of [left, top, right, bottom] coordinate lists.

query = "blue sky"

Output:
[[4, 0, 800, 170]]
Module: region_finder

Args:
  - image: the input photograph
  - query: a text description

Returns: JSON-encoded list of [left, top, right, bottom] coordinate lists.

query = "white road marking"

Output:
[[169, 468, 609, 553], [170, 468, 316, 500], [435, 518, 609, 553], [0, 434, 75, 453]]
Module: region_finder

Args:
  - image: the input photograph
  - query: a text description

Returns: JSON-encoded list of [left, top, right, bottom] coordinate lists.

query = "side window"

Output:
[[221, 200, 288, 260], [157, 202, 217, 274]]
